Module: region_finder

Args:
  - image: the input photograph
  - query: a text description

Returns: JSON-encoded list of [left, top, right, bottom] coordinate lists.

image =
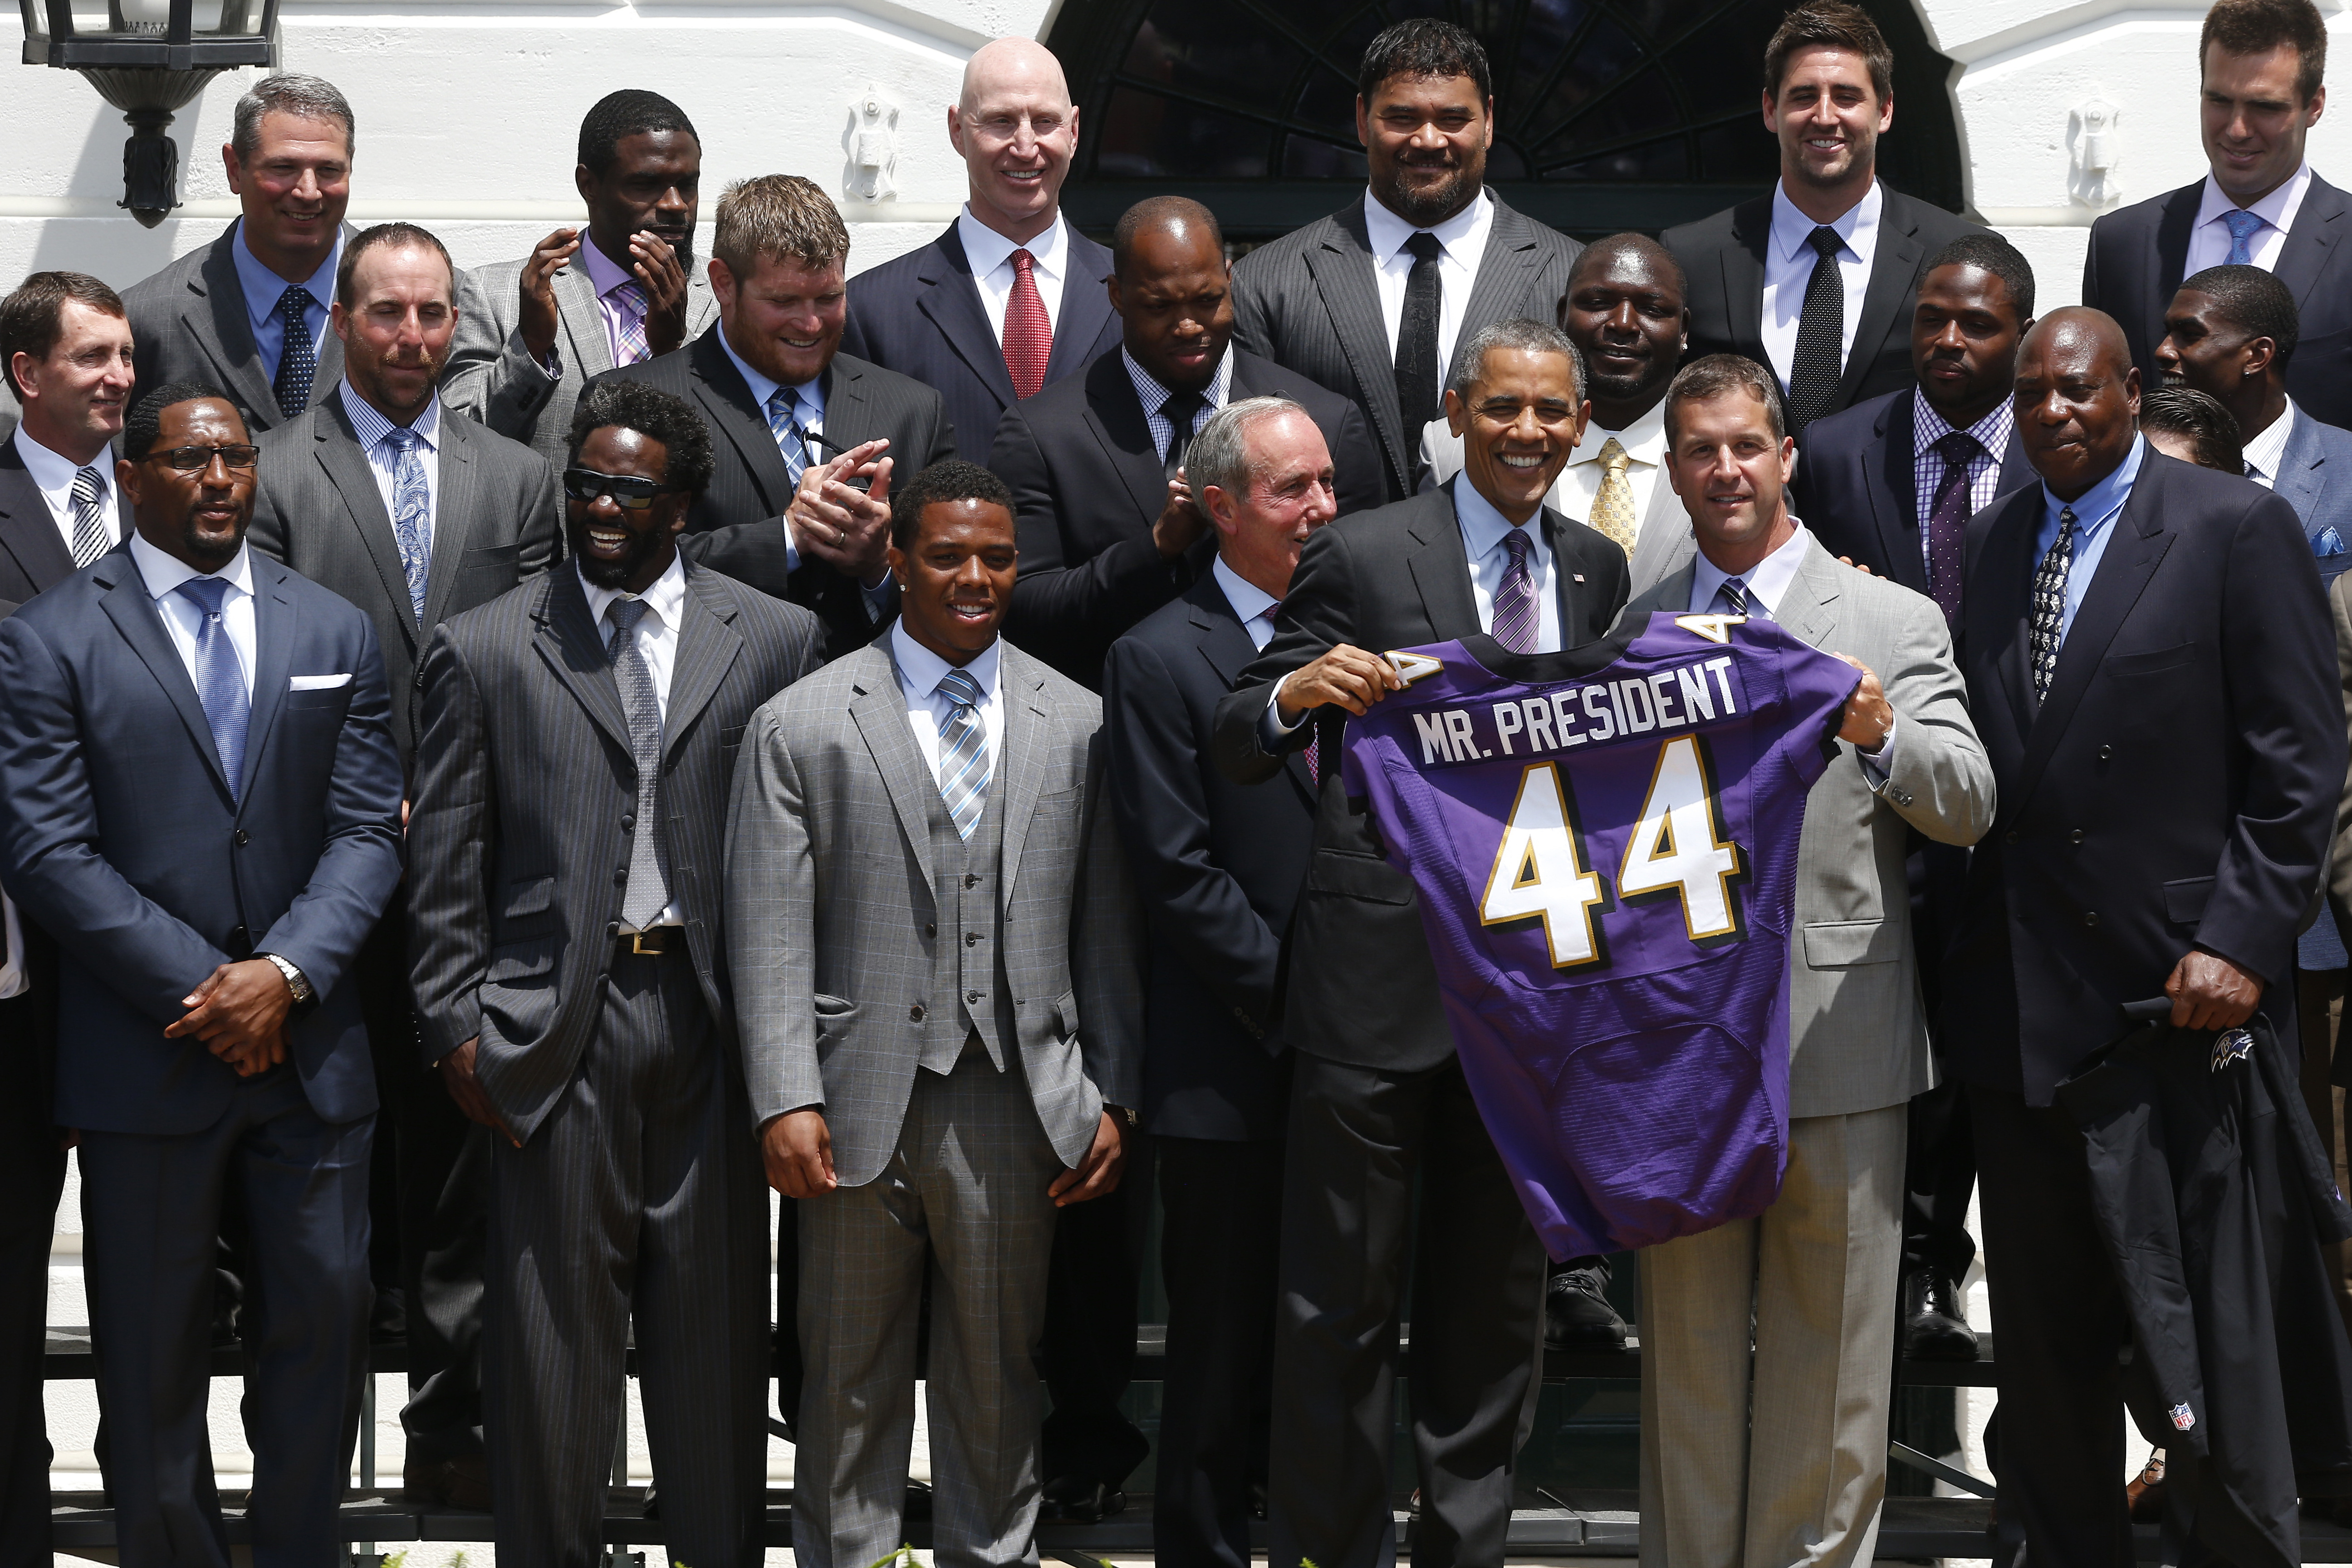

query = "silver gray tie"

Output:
[[69, 467, 108, 568], [608, 598, 671, 928]]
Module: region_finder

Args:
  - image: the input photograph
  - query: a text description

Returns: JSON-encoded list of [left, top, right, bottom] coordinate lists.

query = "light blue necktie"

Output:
[[936, 667, 990, 840], [174, 576, 250, 800], [766, 385, 809, 490], [382, 426, 431, 621], [2223, 208, 2265, 266]]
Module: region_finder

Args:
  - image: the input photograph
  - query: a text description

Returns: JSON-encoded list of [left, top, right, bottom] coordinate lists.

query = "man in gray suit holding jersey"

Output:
[[726, 459, 1143, 1568]]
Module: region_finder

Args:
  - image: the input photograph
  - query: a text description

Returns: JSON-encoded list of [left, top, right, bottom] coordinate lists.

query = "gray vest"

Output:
[[920, 773, 1017, 1074]]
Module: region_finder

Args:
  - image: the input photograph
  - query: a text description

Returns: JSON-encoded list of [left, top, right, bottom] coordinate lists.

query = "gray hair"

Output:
[[232, 74, 355, 164], [1187, 396, 1309, 501], [1446, 317, 1585, 404]]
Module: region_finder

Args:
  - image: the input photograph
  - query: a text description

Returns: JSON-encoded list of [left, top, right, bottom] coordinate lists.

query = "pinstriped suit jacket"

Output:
[[725, 636, 1145, 1187], [407, 559, 826, 1143]]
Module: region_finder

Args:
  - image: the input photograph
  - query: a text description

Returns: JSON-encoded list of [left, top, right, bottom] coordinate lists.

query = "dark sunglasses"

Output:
[[563, 468, 678, 510], [148, 445, 260, 471]]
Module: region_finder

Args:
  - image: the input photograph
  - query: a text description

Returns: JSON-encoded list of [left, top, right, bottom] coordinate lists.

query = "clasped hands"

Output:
[[790, 438, 895, 589], [165, 958, 296, 1077], [517, 226, 693, 363], [759, 1104, 1127, 1206]]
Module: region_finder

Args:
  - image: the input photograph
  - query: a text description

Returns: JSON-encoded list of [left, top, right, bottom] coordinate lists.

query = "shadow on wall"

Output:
[[23, 82, 230, 288]]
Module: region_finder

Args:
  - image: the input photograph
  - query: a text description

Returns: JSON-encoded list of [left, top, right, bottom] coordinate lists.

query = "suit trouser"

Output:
[[1902, 843, 1975, 1282], [482, 949, 769, 1568], [1968, 1082, 2137, 1568], [1637, 1104, 1906, 1568], [1038, 1154, 1152, 1489], [0, 993, 64, 1568], [1154, 1134, 1283, 1568], [2297, 967, 2352, 1336], [79, 1069, 374, 1568], [1266, 1050, 1548, 1568], [793, 1048, 1063, 1568]]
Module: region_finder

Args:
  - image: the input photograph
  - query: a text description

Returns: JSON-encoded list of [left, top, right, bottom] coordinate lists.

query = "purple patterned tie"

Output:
[[610, 279, 652, 366], [1492, 527, 1539, 654], [1925, 430, 1979, 629]]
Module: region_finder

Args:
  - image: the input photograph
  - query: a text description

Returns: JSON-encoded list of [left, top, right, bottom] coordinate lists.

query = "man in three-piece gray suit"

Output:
[[443, 89, 718, 468], [247, 220, 562, 1510], [408, 379, 825, 1568], [726, 459, 1143, 1568], [1622, 355, 1993, 1567]]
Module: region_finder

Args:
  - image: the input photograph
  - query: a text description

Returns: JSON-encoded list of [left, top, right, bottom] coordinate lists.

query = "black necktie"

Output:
[[2029, 506, 2077, 700], [273, 284, 318, 421], [1162, 389, 1205, 482], [1394, 232, 1445, 482], [1925, 430, 1980, 629], [1786, 226, 1846, 434]]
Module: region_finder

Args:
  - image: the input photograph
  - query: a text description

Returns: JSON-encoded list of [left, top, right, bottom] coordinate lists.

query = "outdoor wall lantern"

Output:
[[17, 0, 279, 227]]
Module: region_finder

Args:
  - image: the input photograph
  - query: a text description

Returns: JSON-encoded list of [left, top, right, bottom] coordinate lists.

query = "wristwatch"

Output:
[[260, 952, 316, 1013]]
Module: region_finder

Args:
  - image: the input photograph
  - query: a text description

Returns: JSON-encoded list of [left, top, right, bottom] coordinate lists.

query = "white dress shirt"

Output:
[[1761, 180, 1883, 392], [1215, 555, 1281, 651], [892, 619, 1004, 785], [340, 381, 441, 549], [2241, 398, 2299, 487], [2185, 164, 2314, 275], [1456, 478, 1562, 654], [1125, 346, 1236, 466], [10, 424, 120, 559], [578, 553, 688, 927], [1363, 188, 1494, 379], [132, 532, 258, 700], [958, 206, 1069, 347]]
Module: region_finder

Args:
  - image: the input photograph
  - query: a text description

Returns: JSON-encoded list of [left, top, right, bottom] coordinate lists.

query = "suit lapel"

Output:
[[313, 397, 417, 650], [1774, 538, 1842, 648], [0, 454, 79, 591], [1538, 505, 1594, 638], [531, 569, 635, 760], [192, 229, 283, 423], [1085, 357, 1171, 524], [553, 263, 615, 381], [823, 356, 873, 450], [1719, 201, 1773, 360], [2276, 173, 2348, 313], [1453, 199, 1541, 375], [2275, 417, 2325, 544], [661, 566, 746, 763], [1838, 191, 1922, 407], [916, 228, 1020, 409], [93, 551, 235, 799], [688, 328, 795, 515], [848, 645, 941, 902], [1994, 426, 2038, 495], [238, 557, 298, 808], [1409, 486, 1483, 638], [1191, 588, 1316, 806], [1048, 234, 1118, 386], [2152, 182, 2202, 322], [1304, 207, 1410, 490], [1974, 491, 2041, 740], [1870, 394, 1927, 594], [419, 412, 481, 633], [995, 646, 1050, 898]]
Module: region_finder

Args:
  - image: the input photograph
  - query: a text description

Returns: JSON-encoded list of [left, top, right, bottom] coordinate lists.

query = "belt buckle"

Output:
[[630, 929, 666, 956]]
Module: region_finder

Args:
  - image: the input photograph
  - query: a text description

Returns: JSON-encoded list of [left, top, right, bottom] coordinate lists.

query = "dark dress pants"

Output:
[[1268, 1050, 1547, 1568], [1968, 1082, 2136, 1568], [1903, 843, 1976, 1281], [1039, 1148, 1152, 1490], [79, 1068, 375, 1568], [0, 991, 63, 1568], [1154, 1135, 1283, 1568]]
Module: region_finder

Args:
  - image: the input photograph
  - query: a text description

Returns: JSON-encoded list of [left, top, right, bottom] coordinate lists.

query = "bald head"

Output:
[[951, 38, 1079, 244], [1108, 196, 1234, 393], [1113, 196, 1224, 281], [2015, 307, 2142, 500]]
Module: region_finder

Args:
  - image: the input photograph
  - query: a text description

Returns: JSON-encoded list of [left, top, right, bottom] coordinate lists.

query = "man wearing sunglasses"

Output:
[[246, 218, 562, 1511], [0, 381, 404, 1561], [409, 378, 825, 1566]]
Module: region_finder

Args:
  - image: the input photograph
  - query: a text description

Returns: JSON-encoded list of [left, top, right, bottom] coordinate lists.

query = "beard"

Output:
[[179, 512, 248, 572], [1372, 154, 1484, 227], [568, 520, 671, 590]]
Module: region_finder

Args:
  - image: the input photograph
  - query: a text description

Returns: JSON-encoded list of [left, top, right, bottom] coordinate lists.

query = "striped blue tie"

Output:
[[766, 385, 808, 490], [174, 576, 249, 800], [936, 667, 989, 840]]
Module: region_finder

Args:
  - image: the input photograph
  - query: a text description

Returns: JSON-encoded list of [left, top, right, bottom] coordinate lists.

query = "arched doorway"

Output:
[[1047, 0, 1969, 239]]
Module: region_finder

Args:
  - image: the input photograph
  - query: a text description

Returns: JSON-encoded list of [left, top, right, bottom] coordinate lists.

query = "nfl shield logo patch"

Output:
[[2170, 1402, 2196, 1431]]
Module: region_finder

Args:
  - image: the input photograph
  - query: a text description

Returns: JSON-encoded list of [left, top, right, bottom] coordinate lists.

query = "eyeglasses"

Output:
[[563, 468, 678, 510], [148, 445, 260, 471]]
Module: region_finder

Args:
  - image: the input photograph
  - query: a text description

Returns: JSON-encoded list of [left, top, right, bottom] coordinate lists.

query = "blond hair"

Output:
[[712, 175, 850, 278]]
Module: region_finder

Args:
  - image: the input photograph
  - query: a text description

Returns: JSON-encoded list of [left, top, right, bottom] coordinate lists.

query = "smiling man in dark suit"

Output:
[[1662, 3, 1985, 437], [1231, 20, 1582, 502], [995, 196, 1382, 690], [593, 174, 956, 656], [2081, 0, 2352, 430], [1104, 396, 1329, 1568], [1211, 318, 1627, 1568], [122, 75, 356, 435], [0, 272, 137, 601], [842, 39, 1121, 467]]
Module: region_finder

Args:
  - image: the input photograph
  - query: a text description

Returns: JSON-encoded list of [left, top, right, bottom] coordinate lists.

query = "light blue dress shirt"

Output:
[[2032, 434, 2145, 646], [230, 220, 340, 386], [1452, 476, 1561, 655]]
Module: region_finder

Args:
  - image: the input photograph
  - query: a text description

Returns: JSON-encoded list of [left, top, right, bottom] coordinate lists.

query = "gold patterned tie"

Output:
[[1588, 436, 1638, 556]]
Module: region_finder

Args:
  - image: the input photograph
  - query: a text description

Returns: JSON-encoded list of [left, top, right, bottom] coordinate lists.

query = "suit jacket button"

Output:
[[615, 869, 628, 885], [910, 1003, 926, 1021], [964, 873, 980, 889], [2097, 745, 2113, 762], [965, 933, 979, 947], [622, 815, 635, 830], [607, 923, 620, 938], [2004, 830, 2019, 845], [966, 990, 983, 1004], [233, 829, 249, 847], [924, 923, 937, 937], [2083, 910, 2099, 928], [2071, 829, 2085, 844]]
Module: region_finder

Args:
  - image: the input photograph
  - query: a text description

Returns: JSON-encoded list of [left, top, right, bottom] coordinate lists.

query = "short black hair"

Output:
[[1923, 232, 2036, 324], [1357, 19, 1491, 105], [578, 89, 700, 179], [889, 460, 1014, 551], [124, 382, 235, 462], [2179, 263, 2301, 370], [335, 222, 455, 309], [2140, 385, 2246, 473], [567, 380, 715, 496], [1561, 234, 1688, 315], [1112, 195, 1225, 281], [2203, 0, 2328, 104]]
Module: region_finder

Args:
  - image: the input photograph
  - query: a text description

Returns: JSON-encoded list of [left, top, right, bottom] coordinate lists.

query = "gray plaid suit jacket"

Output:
[[725, 636, 1145, 1186]]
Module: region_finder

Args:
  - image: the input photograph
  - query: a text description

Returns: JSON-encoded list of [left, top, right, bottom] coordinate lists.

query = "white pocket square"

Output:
[[289, 673, 353, 690]]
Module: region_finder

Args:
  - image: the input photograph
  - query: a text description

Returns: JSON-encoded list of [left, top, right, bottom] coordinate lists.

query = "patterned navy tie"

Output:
[[382, 427, 431, 622], [2030, 506, 2078, 699], [273, 285, 318, 421], [1491, 528, 1539, 654], [174, 576, 250, 799], [936, 668, 990, 840]]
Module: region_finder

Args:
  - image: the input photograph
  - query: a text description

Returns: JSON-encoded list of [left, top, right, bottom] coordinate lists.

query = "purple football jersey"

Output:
[[1340, 615, 1861, 1260]]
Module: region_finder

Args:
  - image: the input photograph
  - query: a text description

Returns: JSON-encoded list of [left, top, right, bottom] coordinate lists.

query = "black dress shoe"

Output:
[[1038, 1475, 1126, 1525], [1544, 1262, 1630, 1350], [1900, 1267, 1979, 1361]]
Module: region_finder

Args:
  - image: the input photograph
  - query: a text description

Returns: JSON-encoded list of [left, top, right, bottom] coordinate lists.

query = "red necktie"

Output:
[[1003, 249, 1051, 401]]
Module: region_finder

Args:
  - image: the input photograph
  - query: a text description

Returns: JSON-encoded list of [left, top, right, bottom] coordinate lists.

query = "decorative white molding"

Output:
[[847, 83, 901, 202], [2069, 96, 2124, 208]]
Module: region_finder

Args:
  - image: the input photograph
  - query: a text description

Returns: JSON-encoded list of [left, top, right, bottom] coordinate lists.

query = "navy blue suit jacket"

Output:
[[1944, 453, 2342, 1103], [0, 542, 404, 1133], [1792, 389, 2038, 597], [842, 222, 1122, 468], [2273, 408, 2352, 587], [1104, 574, 1317, 1141]]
